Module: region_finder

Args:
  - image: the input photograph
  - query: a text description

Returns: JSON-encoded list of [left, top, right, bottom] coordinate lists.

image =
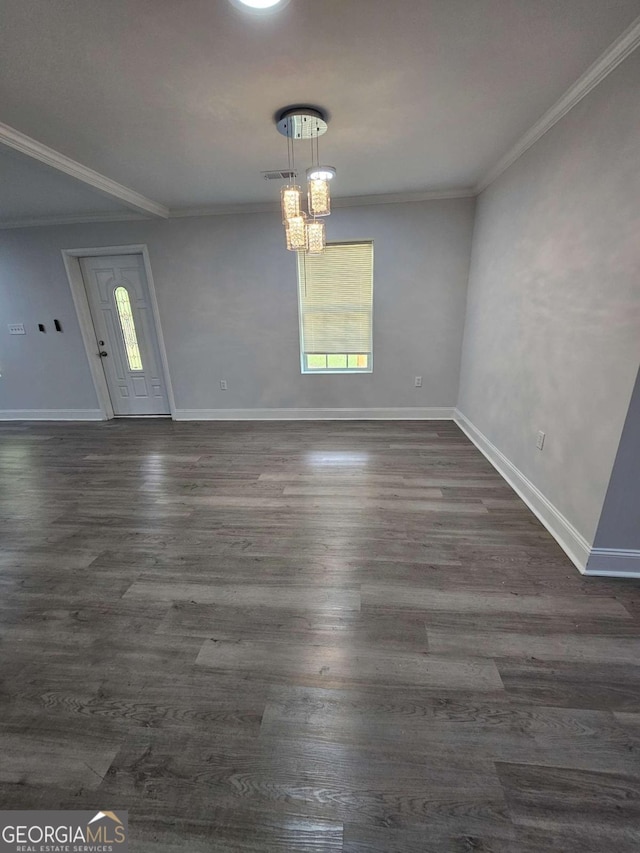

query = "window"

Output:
[[297, 241, 373, 373], [114, 286, 143, 371]]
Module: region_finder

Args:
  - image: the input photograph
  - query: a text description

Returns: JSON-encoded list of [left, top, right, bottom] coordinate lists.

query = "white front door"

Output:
[[79, 254, 170, 416]]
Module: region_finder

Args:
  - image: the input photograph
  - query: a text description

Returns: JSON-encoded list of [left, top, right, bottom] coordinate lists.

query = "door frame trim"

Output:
[[61, 244, 176, 420]]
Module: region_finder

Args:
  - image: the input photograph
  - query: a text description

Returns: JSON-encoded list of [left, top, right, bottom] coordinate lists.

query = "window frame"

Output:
[[302, 353, 371, 373], [297, 241, 374, 376]]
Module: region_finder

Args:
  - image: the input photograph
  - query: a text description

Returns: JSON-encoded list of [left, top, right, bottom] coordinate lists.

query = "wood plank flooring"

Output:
[[1, 418, 640, 851]]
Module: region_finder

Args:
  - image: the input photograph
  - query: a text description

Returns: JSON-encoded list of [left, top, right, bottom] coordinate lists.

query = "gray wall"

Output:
[[592, 363, 640, 551], [0, 198, 475, 414], [0, 227, 101, 411], [458, 48, 640, 545]]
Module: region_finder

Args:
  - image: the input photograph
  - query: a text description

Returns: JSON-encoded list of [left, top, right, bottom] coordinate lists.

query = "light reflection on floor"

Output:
[[141, 452, 167, 491], [304, 451, 370, 467]]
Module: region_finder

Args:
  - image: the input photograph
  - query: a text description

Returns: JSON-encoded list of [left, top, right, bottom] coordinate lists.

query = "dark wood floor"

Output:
[[1, 419, 640, 852]]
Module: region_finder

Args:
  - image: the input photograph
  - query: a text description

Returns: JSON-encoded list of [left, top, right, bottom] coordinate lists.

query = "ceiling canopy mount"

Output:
[[276, 107, 328, 140]]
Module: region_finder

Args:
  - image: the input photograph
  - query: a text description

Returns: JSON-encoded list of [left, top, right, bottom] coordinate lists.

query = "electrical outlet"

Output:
[[536, 430, 545, 450], [8, 324, 25, 335], [414, 376, 422, 388], [220, 380, 228, 391]]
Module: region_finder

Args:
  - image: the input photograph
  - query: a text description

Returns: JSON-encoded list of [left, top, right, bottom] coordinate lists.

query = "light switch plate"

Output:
[[8, 324, 25, 335]]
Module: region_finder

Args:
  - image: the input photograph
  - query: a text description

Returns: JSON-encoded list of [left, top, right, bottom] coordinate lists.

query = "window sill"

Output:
[[301, 370, 373, 375]]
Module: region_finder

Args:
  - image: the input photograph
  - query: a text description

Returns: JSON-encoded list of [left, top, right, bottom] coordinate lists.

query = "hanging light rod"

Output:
[[275, 106, 329, 140]]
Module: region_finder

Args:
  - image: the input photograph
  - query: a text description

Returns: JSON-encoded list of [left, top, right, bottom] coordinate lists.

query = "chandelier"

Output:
[[276, 106, 336, 254]]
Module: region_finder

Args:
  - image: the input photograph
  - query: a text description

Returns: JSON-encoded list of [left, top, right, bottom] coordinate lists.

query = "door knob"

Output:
[[98, 350, 108, 357]]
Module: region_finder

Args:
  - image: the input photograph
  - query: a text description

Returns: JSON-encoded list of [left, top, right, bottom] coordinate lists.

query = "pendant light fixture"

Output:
[[307, 219, 326, 254], [285, 214, 309, 252], [307, 177, 331, 218], [306, 120, 334, 218], [275, 106, 336, 253], [281, 184, 302, 223]]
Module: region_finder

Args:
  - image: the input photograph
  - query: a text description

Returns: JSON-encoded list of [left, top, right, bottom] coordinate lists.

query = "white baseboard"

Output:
[[585, 549, 640, 578], [2, 406, 454, 421], [0, 409, 104, 421], [173, 407, 454, 421], [453, 408, 591, 572]]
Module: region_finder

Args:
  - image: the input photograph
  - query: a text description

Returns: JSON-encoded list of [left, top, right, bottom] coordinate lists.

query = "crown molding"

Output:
[[169, 188, 476, 220], [0, 211, 149, 230], [170, 201, 279, 218], [333, 188, 476, 207], [0, 188, 475, 229], [0, 121, 169, 219], [476, 14, 640, 193]]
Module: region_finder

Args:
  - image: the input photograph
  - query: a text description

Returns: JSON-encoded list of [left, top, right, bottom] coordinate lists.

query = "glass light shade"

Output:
[[307, 219, 326, 254], [285, 215, 308, 252], [307, 165, 336, 181], [308, 178, 330, 217], [281, 185, 302, 223]]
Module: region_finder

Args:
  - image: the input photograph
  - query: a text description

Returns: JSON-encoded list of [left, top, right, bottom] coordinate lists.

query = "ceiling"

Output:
[[1, 0, 639, 222]]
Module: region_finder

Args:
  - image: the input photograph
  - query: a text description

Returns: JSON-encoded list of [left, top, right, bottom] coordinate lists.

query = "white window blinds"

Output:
[[297, 242, 373, 372]]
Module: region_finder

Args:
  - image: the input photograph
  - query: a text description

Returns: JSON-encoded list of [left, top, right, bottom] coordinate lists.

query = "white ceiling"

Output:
[[0, 0, 639, 221]]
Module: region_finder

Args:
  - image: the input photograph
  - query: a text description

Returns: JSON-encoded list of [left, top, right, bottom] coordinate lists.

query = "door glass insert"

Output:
[[114, 286, 143, 371]]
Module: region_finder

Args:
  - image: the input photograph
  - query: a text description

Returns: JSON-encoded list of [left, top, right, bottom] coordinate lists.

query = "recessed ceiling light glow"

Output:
[[307, 166, 336, 182], [237, 0, 283, 7]]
